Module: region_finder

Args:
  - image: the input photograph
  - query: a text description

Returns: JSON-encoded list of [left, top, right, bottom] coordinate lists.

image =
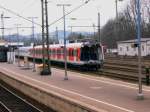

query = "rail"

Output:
[[0, 84, 43, 112]]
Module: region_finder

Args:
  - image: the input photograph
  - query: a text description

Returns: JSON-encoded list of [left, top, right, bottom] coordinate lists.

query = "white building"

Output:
[[117, 38, 150, 56]]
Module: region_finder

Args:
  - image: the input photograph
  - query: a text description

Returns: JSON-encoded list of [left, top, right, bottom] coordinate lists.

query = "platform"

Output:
[[0, 63, 150, 112]]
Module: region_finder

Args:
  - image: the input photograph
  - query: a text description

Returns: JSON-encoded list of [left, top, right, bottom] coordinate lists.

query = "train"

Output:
[[16, 41, 104, 70]]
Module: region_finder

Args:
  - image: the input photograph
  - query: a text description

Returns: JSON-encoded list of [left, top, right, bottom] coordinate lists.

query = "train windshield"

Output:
[[81, 45, 101, 61]]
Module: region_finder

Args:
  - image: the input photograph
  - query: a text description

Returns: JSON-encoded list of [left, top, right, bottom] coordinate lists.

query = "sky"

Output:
[[0, 0, 130, 36]]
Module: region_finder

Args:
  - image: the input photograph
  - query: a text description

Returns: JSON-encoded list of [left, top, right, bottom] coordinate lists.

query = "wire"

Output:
[[20, 0, 39, 14], [0, 0, 91, 29], [0, 4, 41, 27], [49, 0, 91, 26]]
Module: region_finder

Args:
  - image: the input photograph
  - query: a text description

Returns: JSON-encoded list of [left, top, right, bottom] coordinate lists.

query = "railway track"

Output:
[[101, 57, 150, 82], [0, 101, 11, 112], [0, 83, 45, 112], [18, 57, 149, 83]]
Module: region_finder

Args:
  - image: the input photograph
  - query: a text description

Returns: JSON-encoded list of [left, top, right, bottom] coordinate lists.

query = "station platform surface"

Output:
[[0, 62, 150, 112]]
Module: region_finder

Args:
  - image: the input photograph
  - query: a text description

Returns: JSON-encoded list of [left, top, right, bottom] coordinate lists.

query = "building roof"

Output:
[[117, 38, 150, 44]]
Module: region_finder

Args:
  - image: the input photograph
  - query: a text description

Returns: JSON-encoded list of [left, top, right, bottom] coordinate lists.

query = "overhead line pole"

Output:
[[1, 13, 10, 40], [41, 0, 46, 72], [40, 0, 51, 75], [1, 13, 4, 40], [45, 0, 51, 74]]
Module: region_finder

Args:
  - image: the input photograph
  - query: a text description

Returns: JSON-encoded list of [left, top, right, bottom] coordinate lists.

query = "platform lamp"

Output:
[[28, 17, 38, 72], [57, 4, 71, 80], [136, 0, 144, 100], [7, 28, 13, 64], [14, 24, 21, 67]]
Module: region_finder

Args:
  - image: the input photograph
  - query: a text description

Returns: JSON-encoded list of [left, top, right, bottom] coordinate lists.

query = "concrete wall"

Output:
[[0, 73, 103, 112]]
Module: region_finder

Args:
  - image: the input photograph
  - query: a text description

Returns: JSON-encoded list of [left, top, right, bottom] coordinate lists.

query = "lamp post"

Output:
[[136, 0, 144, 100], [15, 24, 21, 67], [7, 28, 13, 64], [28, 17, 38, 72], [57, 4, 71, 80]]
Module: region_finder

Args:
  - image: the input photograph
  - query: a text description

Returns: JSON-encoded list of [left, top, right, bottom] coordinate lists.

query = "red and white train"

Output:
[[17, 42, 104, 70]]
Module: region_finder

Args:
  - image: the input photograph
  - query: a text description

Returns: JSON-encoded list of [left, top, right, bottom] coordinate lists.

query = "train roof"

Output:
[[19, 42, 100, 50], [19, 46, 32, 50], [34, 42, 97, 49]]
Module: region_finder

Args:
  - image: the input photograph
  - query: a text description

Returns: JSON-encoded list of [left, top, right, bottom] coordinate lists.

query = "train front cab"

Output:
[[80, 43, 103, 70]]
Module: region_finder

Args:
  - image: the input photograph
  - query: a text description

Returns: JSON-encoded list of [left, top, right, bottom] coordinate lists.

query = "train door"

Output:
[[76, 48, 80, 61]]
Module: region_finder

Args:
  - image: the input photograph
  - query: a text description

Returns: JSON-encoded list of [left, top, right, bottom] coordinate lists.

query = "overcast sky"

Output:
[[0, 0, 130, 35]]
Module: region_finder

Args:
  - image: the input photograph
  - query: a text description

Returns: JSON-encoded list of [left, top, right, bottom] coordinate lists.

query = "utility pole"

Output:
[[28, 17, 38, 72], [45, 0, 51, 75], [40, 0, 51, 75], [41, 0, 46, 73], [57, 4, 71, 80]]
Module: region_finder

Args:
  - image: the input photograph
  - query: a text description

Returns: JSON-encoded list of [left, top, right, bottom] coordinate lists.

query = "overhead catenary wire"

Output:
[[0, 0, 91, 29], [20, 0, 39, 14], [49, 0, 91, 26], [0, 4, 41, 27]]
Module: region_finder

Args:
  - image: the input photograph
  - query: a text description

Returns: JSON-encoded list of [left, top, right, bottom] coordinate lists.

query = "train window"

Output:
[[73, 49, 76, 56], [72, 50, 74, 56], [40, 49, 42, 54], [58, 49, 61, 54], [68, 49, 74, 56], [81, 46, 98, 61], [81, 46, 89, 61]]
